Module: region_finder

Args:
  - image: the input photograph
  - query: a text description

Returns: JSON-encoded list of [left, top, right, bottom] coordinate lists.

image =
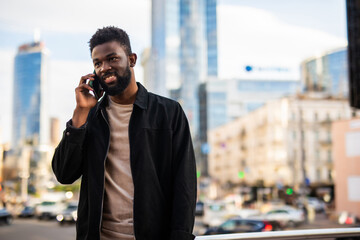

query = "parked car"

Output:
[[225, 208, 261, 219], [35, 201, 64, 220], [202, 201, 228, 227], [0, 208, 13, 225], [195, 201, 204, 216], [18, 206, 35, 218], [260, 206, 305, 228], [56, 202, 78, 225], [338, 211, 359, 225], [307, 197, 326, 213], [204, 217, 282, 235]]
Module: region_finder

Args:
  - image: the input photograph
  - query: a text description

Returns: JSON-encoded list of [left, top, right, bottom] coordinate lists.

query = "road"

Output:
[[193, 212, 357, 236], [0, 213, 356, 239], [0, 218, 76, 240]]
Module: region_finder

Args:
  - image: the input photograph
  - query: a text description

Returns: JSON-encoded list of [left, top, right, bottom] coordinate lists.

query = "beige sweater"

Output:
[[100, 98, 135, 240]]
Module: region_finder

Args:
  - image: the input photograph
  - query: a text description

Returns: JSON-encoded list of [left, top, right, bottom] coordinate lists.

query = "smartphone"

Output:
[[89, 70, 102, 99]]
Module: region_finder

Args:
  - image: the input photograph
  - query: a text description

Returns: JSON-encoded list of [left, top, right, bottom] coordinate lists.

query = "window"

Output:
[[327, 150, 332, 162], [221, 220, 236, 231]]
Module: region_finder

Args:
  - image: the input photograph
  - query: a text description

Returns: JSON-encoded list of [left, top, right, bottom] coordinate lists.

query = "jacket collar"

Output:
[[97, 82, 148, 112], [133, 82, 148, 110]]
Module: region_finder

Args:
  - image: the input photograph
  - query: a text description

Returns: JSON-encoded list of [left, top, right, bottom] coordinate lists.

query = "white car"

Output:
[[202, 201, 227, 227], [261, 206, 305, 228], [307, 197, 326, 213], [35, 201, 64, 220]]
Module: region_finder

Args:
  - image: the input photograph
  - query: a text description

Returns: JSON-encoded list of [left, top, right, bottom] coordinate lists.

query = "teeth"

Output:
[[104, 75, 116, 83]]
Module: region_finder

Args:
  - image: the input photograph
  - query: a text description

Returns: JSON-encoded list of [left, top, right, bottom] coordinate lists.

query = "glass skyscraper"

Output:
[[301, 47, 348, 97], [206, 0, 218, 77], [12, 41, 49, 148], [204, 78, 300, 130], [151, 0, 180, 97], [151, 0, 218, 136]]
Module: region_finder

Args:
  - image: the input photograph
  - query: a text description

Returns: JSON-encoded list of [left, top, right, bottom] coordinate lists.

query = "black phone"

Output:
[[89, 70, 102, 99]]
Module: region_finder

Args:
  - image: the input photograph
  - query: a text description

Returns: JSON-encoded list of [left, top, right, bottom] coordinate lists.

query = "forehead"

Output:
[[91, 41, 126, 59]]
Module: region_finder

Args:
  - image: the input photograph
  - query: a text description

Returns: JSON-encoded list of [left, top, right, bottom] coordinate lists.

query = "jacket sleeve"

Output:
[[170, 103, 197, 240], [52, 120, 87, 184]]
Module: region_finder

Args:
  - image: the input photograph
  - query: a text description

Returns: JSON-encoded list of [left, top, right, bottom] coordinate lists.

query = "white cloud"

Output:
[[0, 47, 144, 144], [0, 0, 151, 49], [0, 49, 15, 144], [0, 0, 149, 143], [0, 2, 349, 143], [48, 60, 92, 123], [0, 49, 101, 144], [48, 59, 143, 132], [217, 5, 347, 79]]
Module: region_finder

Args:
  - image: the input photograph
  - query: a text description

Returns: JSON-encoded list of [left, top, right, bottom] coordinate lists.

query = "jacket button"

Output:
[[66, 132, 70, 136]]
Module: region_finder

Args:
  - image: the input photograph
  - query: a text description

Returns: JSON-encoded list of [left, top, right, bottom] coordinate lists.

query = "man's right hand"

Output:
[[72, 73, 99, 128]]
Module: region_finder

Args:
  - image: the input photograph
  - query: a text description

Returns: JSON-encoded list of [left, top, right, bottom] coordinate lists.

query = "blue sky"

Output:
[[0, 0, 348, 144], [221, 0, 346, 39]]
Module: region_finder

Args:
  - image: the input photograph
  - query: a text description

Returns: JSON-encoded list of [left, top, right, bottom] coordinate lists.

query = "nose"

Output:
[[100, 61, 111, 72]]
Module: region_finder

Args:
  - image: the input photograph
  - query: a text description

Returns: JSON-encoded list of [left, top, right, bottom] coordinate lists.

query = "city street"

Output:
[[0, 218, 76, 240], [0, 212, 357, 239], [193, 212, 357, 236]]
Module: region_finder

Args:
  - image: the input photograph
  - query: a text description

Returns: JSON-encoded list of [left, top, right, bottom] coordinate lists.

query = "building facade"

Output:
[[333, 118, 360, 220], [301, 47, 348, 98], [151, 0, 180, 96], [205, 0, 218, 77], [197, 76, 299, 176], [208, 95, 353, 192], [12, 41, 49, 148], [6, 41, 54, 199], [203, 78, 299, 130], [150, 0, 218, 136]]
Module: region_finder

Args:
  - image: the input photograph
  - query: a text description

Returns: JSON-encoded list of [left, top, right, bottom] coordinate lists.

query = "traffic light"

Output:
[[238, 171, 245, 179]]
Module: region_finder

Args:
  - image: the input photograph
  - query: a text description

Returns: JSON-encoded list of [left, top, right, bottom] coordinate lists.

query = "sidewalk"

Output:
[[294, 212, 357, 230]]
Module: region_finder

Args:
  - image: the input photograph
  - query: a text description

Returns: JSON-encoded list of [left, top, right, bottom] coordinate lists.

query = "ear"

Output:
[[129, 53, 137, 67]]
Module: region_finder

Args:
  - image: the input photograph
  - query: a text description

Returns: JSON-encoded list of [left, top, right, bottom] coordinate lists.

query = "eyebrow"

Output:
[[93, 52, 118, 62]]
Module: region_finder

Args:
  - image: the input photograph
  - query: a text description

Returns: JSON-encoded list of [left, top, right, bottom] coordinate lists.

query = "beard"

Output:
[[99, 66, 132, 96]]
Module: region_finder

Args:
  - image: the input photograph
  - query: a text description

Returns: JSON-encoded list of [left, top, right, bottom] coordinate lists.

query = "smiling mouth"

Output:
[[103, 74, 116, 84]]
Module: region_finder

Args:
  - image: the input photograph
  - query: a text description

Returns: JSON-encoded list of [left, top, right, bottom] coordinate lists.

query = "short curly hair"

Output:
[[89, 26, 132, 55]]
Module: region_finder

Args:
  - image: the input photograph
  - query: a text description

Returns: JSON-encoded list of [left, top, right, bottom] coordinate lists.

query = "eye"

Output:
[[94, 62, 101, 68], [109, 57, 119, 62]]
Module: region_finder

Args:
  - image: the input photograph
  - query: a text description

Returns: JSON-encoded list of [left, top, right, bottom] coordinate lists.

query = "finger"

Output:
[[79, 77, 93, 86], [79, 73, 95, 85], [75, 84, 93, 97], [77, 83, 94, 92]]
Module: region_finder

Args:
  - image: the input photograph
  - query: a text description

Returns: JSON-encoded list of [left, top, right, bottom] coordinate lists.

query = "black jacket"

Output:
[[52, 83, 197, 240]]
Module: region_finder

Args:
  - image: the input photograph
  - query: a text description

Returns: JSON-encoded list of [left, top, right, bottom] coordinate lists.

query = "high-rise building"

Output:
[[151, 0, 218, 136], [151, 0, 181, 97], [203, 78, 300, 130], [301, 47, 348, 97], [205, 0, 218, 77], [208, 95, 355, 191], [50, 117, 60, 147], [12, 41, 49, 148], [196, 77, 299, 177], [140, 48, 153, 92], [179, 0, 218, 136]]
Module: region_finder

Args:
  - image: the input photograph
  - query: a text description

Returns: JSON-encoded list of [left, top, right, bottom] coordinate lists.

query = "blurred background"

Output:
[[1, 0, 360, 239]]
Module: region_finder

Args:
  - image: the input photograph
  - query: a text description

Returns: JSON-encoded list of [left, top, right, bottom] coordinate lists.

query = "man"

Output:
[[52, 26, 197, 240]]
